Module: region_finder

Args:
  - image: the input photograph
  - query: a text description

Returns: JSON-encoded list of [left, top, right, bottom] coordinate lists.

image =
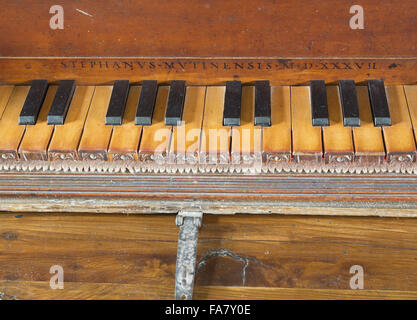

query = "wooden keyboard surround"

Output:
[[0, 0, 416, 216]]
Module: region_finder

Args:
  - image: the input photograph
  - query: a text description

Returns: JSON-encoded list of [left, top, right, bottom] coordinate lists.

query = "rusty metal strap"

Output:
[[174, 210, 203, 300]]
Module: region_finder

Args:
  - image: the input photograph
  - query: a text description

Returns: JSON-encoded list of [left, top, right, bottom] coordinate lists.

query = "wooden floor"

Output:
[[0, 213, 417, 300]]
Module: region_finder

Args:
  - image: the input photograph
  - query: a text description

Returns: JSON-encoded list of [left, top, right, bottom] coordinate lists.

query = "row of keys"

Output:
[[17, 79, 392, 128], [1, 83, 417, 165]]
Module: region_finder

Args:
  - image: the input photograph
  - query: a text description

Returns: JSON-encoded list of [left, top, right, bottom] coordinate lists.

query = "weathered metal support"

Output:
[[174, 210, 203, 300]]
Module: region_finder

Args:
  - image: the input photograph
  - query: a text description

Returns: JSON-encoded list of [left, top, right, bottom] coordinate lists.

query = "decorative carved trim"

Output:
[[0, 152, 18, 161], [169, 152, 199, 165], [139, 152, 166, 164], [388, 153, 415, 163], [79, 151, 107, 161], [355, 155, 384, 165], [326, 154, 353, 164], [263, 152, 291, 164], [232, 152, 262, 166], [48, 151, 77, 161], [199, 152, 230, 165], [110, 153, 136, 161]]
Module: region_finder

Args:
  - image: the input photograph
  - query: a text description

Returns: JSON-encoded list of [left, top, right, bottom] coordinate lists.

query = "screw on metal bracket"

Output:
[[174, 209, 203, 300]]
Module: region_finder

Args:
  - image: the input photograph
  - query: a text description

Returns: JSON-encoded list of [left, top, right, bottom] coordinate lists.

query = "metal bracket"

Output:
[[174, 209, 203, 300]]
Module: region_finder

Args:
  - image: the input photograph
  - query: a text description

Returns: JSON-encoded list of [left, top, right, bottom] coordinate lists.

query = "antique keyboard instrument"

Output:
[[1, 1, 417, 213], [1, 0, 417, 300]]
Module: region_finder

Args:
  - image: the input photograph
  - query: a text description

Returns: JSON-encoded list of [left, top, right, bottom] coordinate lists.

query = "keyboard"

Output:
[[1, 79, 417, 174]]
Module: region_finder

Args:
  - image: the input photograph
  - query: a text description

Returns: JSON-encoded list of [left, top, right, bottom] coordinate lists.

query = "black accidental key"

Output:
[[368, 79, 391, 126], [338, 80, 360, 127], [105, 80, 130, 125], [223, 81, 242, 126], [136, 80, 158, 125], [47, 80, 76, 125], [165, 80, 186, 126], [19, 80, 49, 125], [310, 80, 329, 126], [254, 80, 271, 126]]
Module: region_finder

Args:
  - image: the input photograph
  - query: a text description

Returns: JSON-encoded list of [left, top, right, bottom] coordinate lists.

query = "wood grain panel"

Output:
[[1, 281, 416, 300], [1, 213, 417, 299], [1, 1, 416, 57]]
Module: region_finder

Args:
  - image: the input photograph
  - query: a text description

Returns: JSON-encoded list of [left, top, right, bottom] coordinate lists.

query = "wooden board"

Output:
[[1, 1, 416, 58], [1, 213, 417, 299]]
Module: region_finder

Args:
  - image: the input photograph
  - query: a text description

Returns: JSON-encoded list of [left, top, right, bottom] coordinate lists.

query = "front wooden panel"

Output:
[[1, 213, 417, 299], [0, 0, 416, 58]]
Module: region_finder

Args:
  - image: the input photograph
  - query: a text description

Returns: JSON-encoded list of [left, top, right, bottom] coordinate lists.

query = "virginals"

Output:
[[0, 0, 416, 213]]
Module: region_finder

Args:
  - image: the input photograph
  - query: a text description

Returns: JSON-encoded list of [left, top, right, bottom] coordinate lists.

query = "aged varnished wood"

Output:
[[1, 0, 417, 302], [1, 213, 417, 299], [1, 1, 416, 58], [0, 173, 417, 216], [0, 0, 416, 85]]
